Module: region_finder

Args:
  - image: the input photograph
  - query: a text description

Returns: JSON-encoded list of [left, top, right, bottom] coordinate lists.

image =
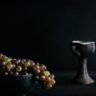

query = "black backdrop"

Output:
[[0, 0, 96, 72]]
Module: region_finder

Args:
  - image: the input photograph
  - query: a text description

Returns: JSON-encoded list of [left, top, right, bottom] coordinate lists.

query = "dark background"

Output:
[[0, 0, 96, 72]]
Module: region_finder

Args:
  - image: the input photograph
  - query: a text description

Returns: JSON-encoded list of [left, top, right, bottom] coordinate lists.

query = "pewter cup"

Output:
[[71, 40, 95, 85]]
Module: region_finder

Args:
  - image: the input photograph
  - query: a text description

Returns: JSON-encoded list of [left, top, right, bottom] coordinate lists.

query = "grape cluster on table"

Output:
[[0, 54, 56, 89]]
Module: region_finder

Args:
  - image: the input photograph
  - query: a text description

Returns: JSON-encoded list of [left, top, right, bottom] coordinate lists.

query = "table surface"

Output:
[[26, 72, 96, 96]]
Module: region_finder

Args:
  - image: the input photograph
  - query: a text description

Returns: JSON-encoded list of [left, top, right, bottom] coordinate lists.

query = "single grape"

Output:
[[32, 64, 40, 74], [2, 61, 6, 65], [5, 72, 8, 75], [45, 76, 52, 84], [15, 72, 19, 75], [42, 70, 50, 77], [50, 74, 55, 78], [16, 59, 21, 64], [51, 79, 56, 85], [33, 64, 40, 71], [40, 75, 46, 81], [12, 64, 16, 68], [4, 58, 12, 64], [39, 64, 47, 72], [6, 63, 13, 71], [0, 54, 4, 57], [15, 65, 22, 72], [24, 61, 31, 68]]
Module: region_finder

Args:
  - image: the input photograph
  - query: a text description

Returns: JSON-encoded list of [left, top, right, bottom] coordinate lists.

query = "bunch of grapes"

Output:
[[0, 54, 56, 89]]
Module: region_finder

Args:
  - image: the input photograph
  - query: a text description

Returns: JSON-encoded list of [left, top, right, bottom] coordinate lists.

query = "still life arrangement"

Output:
[[0, 40, 95, 95], [0, 53, 56, 95]]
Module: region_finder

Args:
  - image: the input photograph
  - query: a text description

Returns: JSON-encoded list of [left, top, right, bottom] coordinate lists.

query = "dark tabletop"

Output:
[[26, 72, 96, 96]]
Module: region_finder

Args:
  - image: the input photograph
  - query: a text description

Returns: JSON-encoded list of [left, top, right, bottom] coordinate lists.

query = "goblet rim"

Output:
[[72, 40, 95, 45]]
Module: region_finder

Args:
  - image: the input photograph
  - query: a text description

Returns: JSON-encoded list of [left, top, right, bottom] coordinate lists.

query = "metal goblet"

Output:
[[71, 40, 95, 85]]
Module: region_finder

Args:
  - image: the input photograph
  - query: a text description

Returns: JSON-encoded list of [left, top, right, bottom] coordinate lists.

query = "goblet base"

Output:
[[74, 58, 95, 85], [75, 74, 95, 85]]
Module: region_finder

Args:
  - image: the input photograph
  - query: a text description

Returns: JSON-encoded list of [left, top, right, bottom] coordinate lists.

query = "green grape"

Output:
[[33, 65, 40, 74], [6, 63, 13, 71], [4, 58, 12, 64], [15, 65, 22, 72], [24, 61, 31, 68], [43, 70, 50, 77], [51, 79, 56, 85]]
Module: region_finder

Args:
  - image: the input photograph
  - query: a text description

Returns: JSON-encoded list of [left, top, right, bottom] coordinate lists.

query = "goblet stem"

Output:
[[77, 58, 88, 76], [75, 57, 94, 85]]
